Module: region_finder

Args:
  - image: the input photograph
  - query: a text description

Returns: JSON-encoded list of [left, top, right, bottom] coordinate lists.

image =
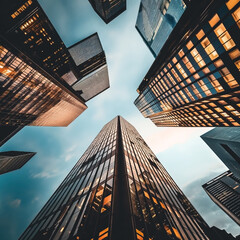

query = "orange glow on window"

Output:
[[196, 29, 205, 40], [99, 227, 108, 236], [186, 41, 193, 50], [173, 227, 182, 240], [214, 24, 236, 51], [232, 7, 240, 28], [209, 14, 220, 27], [98, 233, 108, 240], [226, 0, 239, 10]]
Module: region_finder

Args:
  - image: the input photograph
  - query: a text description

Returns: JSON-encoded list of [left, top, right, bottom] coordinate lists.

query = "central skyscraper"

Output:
[[19, 116, 214, 240]]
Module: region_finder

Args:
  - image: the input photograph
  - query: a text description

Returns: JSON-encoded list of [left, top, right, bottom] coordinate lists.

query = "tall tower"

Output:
[[136, 0, 186, 57], [134, 0, 240, 127], [202, 171, 240, 226], [201, 127, 240, 178], [19, 116, 212, 240], [88, 0, 126, 24], [0, 151, 36, 175]]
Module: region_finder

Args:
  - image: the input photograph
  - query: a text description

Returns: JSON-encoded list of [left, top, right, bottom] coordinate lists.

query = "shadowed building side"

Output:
[[0, 151, 36, 175]]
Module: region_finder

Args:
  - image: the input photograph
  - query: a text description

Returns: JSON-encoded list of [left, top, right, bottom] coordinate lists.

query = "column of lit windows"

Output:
[[135, 0, 240, 126]]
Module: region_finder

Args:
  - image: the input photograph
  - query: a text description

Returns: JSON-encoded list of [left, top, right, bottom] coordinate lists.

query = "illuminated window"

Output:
[[196, 29, 205, 40], [214, 24, 236, 51], [201, 38, 219, 60], [186, 41, 193, 50], [229, 48, 240, 59], [226, 0, 240, 10], [232, 7, 240, 28], [209, 14, 220, 27], [235, 60, 240, 70], [190, 48, 206, 67]]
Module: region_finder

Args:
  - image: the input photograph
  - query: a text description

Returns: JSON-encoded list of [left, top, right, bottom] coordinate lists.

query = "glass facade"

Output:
[[0, 37, 87, 127], [135, 0, 240, 126], [19, 116, 212, 240], [136, 0, 186, 57], [0, 151, 36, 175], [0, 0, 78, 81], [201, 127, 240, 178], [68, 33, 109, 101], [203, 171, 240, 225], [88, 0, 126, 24]]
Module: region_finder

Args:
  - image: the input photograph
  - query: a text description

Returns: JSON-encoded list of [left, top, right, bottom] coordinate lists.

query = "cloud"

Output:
[[145, 127, 212, 154], [32, 169, 59, 179], [9, 199, 21, 208]]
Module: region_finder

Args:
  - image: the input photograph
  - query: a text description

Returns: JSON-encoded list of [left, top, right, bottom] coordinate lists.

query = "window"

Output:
[[232, 7, 240, 28], [209, 14, 220, 27], [214, 24, 236, 51], [201, 38, 219, 60], [226, 0, 240, 10]]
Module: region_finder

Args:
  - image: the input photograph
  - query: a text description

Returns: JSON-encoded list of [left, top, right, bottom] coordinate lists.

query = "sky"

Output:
[[0, 0, 239, 239]]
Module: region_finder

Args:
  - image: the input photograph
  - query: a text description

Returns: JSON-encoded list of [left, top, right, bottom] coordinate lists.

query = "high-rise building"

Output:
[[88, 0, 126, 24], [0, 151, 36, 175], [0, 1, 110, 101], [136, 0, 186, 57], [68, 33, 109, 101], [0, 0, 79, 81], [0, 35, 87, 127], [201, 127, 240, 178], [0, 126, 23, 147], [134, 0, 240, 127], [19, 116, 214, 240], [202, 171, 240, 225]]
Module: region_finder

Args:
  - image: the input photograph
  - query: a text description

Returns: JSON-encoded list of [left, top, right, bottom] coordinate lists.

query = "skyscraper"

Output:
[[0, 151, 36, 175], [134, 0, 240, 127], [0, 35, 87, 127], [202, 171, 240, 225], [88, 0, 126, 24], [19, 116, 213, 240], [0, 1, 110, 100], [136, 0, 186, 57], [68, 33, 109, 101], [0, 0, 78, 81], [201, 127, 240, 178]]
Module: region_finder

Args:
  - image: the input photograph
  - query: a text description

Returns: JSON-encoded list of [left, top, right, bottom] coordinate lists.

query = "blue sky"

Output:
[[0, 0, 239, 239]]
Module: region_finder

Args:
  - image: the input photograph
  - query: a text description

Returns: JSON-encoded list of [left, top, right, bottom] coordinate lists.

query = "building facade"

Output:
[[202, 171, 240, 225], [88, 0, 126, 24], [136, 0, 186, 57], [201, 127, 240, 178], [134, 0, 240, 127], [68, 33, 109, 101], [0, 0, 79, 81], [0, 0, 109, 100], [0, 36, 87, 127], [19, 116, 213, 240], [0, 151, 36, 174]]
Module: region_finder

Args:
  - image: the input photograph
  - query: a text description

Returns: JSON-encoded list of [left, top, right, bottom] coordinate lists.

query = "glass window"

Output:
[[214, 24, 236, 51], [226, 0, 240, 10], [209, 14, 220, 27], [232, 7, 240, 28]]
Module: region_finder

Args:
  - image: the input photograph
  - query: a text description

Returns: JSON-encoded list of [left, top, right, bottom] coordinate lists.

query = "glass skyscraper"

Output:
[[68, 33, 109, 101], [203, 171, 240, 226], [201, 127, 240, 178], [0, 151, 36, 175], [134, 0, 240, 127], [19, 116, 215, 240], [0, 36, 87, 127], [136, 0, 186, 57], [88, 0, 126, 24]]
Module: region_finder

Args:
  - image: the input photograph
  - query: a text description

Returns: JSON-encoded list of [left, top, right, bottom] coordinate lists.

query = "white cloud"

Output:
[[9, 199, 21, 208], [32, 169, 59, 179]]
